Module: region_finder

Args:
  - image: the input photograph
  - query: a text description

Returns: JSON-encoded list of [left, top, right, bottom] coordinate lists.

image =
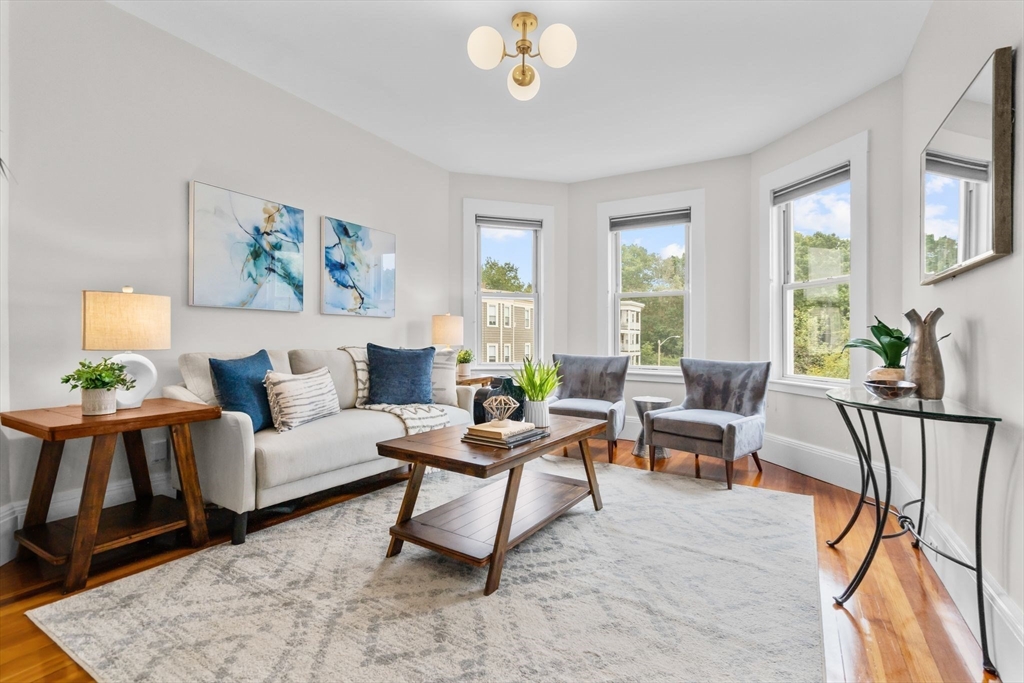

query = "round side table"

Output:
[[631, 396, 673, 459]]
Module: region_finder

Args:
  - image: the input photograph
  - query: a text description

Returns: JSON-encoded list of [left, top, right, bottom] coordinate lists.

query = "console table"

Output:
[[825, 387, 1001, 677], [0, 398, 221, 593]]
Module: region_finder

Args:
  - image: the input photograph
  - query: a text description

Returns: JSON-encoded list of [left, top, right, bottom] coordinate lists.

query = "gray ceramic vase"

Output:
[[904, 308, 945, 400]]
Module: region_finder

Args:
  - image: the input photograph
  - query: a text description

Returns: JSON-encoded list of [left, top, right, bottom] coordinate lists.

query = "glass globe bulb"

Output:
[[507, 64, 541, 101], [467, 26, 505, 70], [539, 23, 576, 68]]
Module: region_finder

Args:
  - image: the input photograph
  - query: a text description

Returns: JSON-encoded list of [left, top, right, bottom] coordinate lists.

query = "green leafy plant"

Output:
[[843, 317, 910, 369], [60, 358, 137, 392], [512, 357, 561, 402], [457, 348, 474, 364]]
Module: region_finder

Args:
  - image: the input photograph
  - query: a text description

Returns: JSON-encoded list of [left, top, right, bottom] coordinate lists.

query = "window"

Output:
[[772, 164, 851, 381], [923, 151, 991, 274], [476, 214, 539, 365], [611, 209, 689, 369], [524, 342, 531, 358]]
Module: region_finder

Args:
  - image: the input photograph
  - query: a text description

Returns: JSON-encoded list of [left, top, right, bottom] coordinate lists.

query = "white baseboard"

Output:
[[622, 415, 642, 441]]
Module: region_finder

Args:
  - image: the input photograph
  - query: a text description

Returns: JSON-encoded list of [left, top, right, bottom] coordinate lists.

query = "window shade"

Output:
[[609, 208, 690, 231], [772, 163, 850, 206], [924, 151, 989, 183], [476, 215, 543, 230]]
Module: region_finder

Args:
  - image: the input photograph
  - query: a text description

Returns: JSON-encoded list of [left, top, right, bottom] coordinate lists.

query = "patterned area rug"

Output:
[[28, 458, 824, 682]]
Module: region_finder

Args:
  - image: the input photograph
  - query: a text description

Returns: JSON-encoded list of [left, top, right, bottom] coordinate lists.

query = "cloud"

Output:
[[480, 227, 528, 242], [926, 174, 955, 195], [792, 189, 851, 238], [925, 203, 948, 219], [926, 217, 960, 240], [659, 243, 685, 259]]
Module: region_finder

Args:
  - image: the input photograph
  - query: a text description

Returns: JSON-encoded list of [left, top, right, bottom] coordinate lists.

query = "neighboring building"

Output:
[[480, 292, 534, 363], [619, 300, 645, 366]]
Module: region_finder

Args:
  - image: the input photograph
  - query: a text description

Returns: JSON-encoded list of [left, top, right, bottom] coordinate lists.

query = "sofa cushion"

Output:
[[180, 350, 291, 405], [208, 351, 275, 432], [548, 398, 614, 420], [264, 367, 341, 432], [652, 409, 744, 442], [432, 348, 458, 407], [366, 343, 434, 405], [288, 349, 358, 409]]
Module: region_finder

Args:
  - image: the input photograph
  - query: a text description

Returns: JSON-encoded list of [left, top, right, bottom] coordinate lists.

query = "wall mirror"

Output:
[[920, 47, 1014, 285]]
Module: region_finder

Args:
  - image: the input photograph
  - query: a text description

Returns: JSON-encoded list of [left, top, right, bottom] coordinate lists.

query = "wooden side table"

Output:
[[0, 398, 221, 593], [456, 375, 495, 387]]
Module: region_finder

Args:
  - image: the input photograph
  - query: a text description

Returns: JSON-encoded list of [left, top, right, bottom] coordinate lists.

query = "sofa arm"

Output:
[[163, 383, 206, 404], [723, 414, 766, 461], [170, 409, 257, 514], [644, 404, 683, 436], [456, 385, 475, 414]]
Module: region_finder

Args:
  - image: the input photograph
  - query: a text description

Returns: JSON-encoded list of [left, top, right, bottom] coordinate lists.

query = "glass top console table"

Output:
[[825, 387, 1001, 677]]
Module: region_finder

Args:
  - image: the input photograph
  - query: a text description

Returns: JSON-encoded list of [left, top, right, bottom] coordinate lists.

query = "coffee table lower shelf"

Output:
[[389, 470, 590, 567]]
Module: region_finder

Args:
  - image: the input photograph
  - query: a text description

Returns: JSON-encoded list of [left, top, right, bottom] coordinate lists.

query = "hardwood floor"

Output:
[[0, 442, 996, 682]]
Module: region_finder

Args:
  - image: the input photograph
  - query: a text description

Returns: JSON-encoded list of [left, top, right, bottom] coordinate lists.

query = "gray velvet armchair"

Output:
[[548, 354, 629, 462], [644, 359, 770, 489]]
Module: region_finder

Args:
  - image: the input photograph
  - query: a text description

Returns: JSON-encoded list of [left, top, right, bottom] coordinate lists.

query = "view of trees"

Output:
[[620, 242, 685, 367], [925, 233, 958, 273], [790, 231, 850, 379], [481, 258, 533, 293]]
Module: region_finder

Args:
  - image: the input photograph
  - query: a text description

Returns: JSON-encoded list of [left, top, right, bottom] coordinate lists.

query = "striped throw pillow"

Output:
[[264, 367, 341, 433]]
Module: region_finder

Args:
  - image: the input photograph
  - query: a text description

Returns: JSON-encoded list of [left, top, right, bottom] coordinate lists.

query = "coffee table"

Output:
[[377, 415, 607, 595]]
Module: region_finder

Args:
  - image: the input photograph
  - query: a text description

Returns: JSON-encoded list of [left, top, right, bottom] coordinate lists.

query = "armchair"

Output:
[[644, 359, 770, 488], [548, 354, 629, 462]]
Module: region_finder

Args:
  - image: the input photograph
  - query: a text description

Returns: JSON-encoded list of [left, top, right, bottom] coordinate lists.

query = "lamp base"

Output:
[[111, 352, 157, 409]]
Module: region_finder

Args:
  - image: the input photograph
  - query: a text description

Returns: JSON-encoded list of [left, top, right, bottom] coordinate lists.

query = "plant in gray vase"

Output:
[[904, 308, 948, 400]]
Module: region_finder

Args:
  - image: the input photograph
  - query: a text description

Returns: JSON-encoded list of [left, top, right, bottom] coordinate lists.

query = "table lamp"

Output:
[[82, 287, 171, 409], [431, 313, 464, 349]]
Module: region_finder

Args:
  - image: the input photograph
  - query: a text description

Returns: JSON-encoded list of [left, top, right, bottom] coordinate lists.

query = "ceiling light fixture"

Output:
[[467, 12, 576, 101]]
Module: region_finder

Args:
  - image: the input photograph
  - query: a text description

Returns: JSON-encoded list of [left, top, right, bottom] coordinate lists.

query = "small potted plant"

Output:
[[456, 348, 474, 378], [844, 317, 910, 381], [60, 358, 137, 416], [512, 356, 560, 428]]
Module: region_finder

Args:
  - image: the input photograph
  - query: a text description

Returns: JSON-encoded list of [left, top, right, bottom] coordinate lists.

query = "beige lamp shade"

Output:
[[82, 290, 171, 350], [432, 313, 464, 347]]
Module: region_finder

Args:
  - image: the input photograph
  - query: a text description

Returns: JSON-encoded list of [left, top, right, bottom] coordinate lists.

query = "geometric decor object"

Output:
[[321, 216, 396, 317], [483, 394, 519, 426], [189, 181, 304, 312]]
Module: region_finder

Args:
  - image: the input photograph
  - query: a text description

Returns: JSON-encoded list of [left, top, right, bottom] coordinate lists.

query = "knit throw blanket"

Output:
[[340, 346, 450, 435]]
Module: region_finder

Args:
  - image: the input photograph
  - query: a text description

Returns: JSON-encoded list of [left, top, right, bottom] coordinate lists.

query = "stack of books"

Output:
[[461, 421, 550, 449]]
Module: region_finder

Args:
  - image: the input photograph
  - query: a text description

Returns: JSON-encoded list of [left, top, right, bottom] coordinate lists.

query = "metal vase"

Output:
[[904, 308, 945, 400]]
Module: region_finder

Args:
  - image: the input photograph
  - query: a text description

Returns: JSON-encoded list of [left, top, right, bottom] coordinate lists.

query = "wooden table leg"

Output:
[[64, 434, 118, 593], [17, 441, 65, 561], [122, 430, 153, 500], [578, 439, 603, 511], [484, 465, 524, 596], [169, 424, 209, 547], [387, 463, 426, 558]]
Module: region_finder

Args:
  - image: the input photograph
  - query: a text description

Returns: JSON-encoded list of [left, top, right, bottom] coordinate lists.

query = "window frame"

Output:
[[502, 343, 512, 363], [524, 342, 531, 358], [486, 303, 498, 327], [486, 343, 498, 363]]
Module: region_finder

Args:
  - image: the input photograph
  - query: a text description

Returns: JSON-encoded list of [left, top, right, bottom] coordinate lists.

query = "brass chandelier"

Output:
[[467, 12, 577, 101]]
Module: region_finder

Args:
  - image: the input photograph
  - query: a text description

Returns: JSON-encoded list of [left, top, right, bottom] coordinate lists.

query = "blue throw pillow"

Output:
[[366, 343, 435, 405], [209, 350, 274, 432]]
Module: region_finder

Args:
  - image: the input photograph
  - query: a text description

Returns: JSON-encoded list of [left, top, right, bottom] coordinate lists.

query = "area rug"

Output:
[[28, 458, 824, 682]]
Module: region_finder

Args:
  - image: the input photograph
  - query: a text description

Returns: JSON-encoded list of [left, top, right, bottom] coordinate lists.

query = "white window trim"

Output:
[[463, 198, 554, 372], [486, 303, 498, 327], [595, 190, 706, 382], [486, 343, 498, 363], [524, 342, 531, 358], [503, 343, 512, 363], [758, 131, 869, 399], [502, 303, 512, 328]]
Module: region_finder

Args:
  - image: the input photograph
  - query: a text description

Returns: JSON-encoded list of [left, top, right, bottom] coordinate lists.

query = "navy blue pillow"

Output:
[[209, 350, 274, 432], [366, 343, 435, 405]]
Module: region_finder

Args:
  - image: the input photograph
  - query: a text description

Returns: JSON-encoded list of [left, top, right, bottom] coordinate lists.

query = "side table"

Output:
[[631, 396, 673, 464], [0, 398, 221, 593]]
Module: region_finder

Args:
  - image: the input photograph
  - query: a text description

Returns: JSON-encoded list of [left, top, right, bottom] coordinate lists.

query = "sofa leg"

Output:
[[751, 452, 763, 473], [725, 461, 734, 490], [232, 512, 248, 545], [609, 440, 617, 463]]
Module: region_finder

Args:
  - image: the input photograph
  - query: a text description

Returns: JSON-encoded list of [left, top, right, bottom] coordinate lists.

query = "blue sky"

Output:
[[619, 224, 687, 258], [792, 180, 851, 238], [924, 173, 960, 240], [480, 227, 534, 283]]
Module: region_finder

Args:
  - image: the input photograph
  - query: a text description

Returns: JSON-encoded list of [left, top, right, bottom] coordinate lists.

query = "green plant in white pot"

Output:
[[456, 348, 474, 378], [61, 358, 137, 416], [512, 357, 560, 428]]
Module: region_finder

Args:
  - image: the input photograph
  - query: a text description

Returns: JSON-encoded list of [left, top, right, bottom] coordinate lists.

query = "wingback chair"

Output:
[[548, 354, 629, 462], [644, 359, 770, 488]]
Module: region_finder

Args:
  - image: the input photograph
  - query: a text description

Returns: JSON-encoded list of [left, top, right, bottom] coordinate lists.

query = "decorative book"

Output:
[[466, 421, 536, 439]]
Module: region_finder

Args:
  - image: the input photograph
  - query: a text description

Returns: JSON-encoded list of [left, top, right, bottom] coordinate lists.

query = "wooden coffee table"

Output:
[[377, 415, 606, 595]]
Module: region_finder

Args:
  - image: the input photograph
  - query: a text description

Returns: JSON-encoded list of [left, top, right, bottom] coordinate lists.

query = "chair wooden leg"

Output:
[[609, 440, 617, 463], [725, 460, 734, 490], [751, 452, 763, 473], [648, 443, 656, 471], [562, 446, 569, 458]]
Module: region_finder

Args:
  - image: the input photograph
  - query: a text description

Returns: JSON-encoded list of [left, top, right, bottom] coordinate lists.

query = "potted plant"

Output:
[[60, 358, 137, 416], [512, 356, 560, 428], [843, 317, 910, 381], [456, 348, 474, 378]]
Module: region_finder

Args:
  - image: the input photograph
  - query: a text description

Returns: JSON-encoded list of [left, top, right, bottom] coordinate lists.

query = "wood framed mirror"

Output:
[[920, 47, 1015, 285]]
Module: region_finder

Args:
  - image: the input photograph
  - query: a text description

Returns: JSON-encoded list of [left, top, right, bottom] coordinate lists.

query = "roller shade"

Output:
[[772, 163, 850, 206], [924, 151, 989, 183], [476, 215, 542, 230], [609, 208, 690, 231]]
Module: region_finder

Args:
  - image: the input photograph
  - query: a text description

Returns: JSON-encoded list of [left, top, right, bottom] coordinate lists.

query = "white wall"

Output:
[[1, 0, 450, 555]]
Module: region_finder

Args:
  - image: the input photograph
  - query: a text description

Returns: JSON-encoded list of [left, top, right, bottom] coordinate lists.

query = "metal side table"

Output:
[[825, 387, 1002, 677], [631, 396, 673, 462]]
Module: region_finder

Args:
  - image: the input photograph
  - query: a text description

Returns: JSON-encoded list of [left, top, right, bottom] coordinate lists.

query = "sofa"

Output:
[[162, 348, 475, 543]]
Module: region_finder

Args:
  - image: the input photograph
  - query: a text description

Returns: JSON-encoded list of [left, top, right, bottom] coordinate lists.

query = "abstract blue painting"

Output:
[[190, 181, 304, 312], [321, 217, 396, 317]]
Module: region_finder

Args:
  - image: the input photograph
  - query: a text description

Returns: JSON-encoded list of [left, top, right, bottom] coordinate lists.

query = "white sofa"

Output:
[[162, 348, 475, 543]]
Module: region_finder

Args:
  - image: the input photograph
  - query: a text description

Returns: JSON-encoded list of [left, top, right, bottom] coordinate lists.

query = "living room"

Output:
[[0, 1, 1021, 681]]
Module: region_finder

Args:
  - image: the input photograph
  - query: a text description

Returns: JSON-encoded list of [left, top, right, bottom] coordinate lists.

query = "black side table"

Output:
[[825, 387, 1002, 677]]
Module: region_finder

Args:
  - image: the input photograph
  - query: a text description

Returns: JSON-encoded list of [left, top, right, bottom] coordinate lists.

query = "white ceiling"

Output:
[[110, 0, 931, 183]]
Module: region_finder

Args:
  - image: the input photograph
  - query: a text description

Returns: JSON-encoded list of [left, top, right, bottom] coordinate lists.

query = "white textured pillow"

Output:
[[264, 367, 341, 432], [432, 348, 458, 407]]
